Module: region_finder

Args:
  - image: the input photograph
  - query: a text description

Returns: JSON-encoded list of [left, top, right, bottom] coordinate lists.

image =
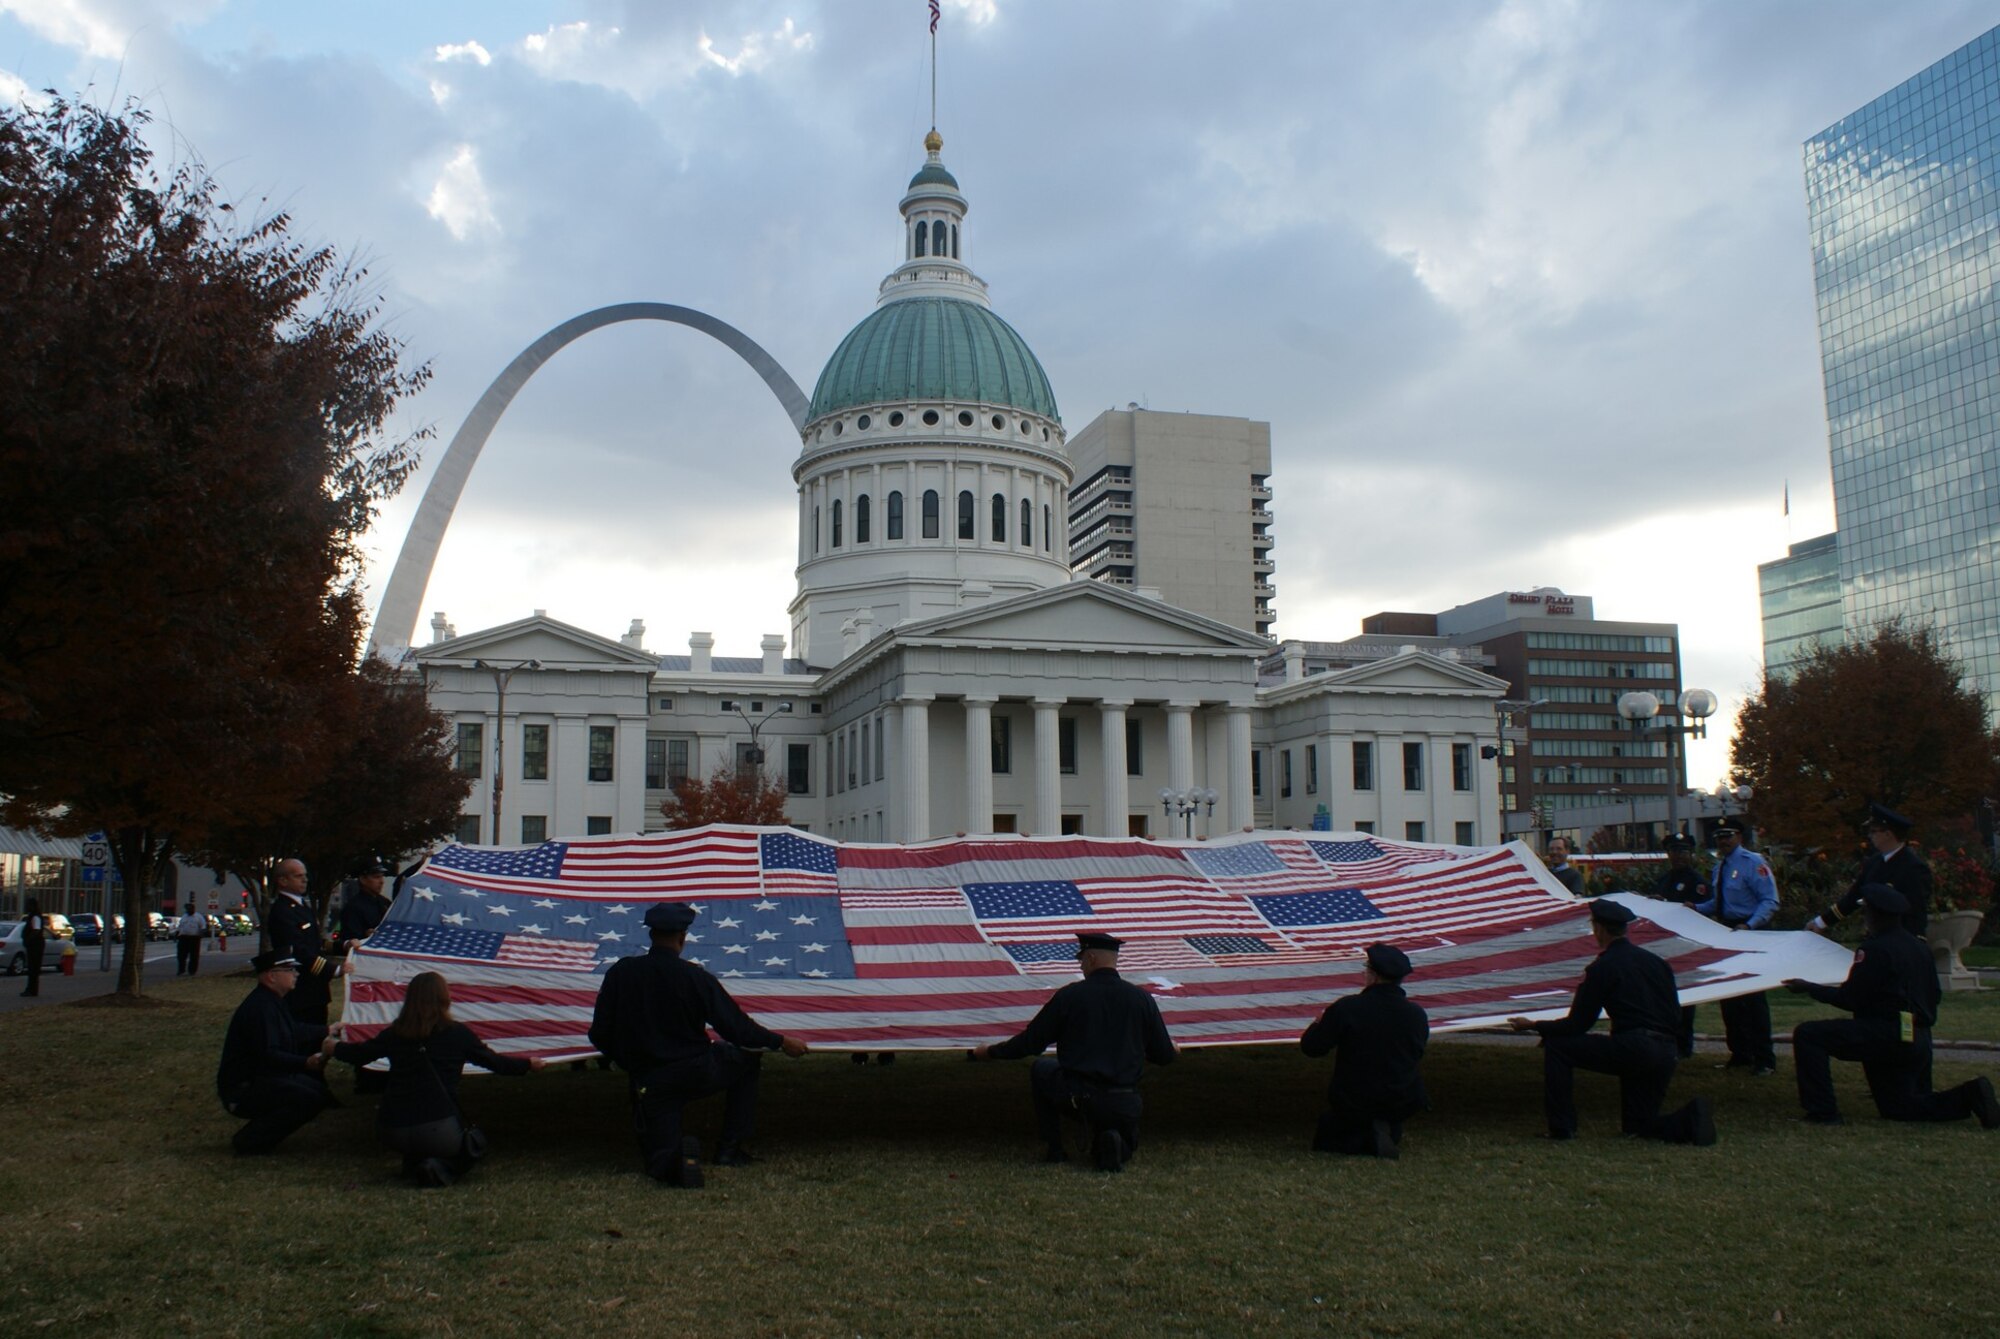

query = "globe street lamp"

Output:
[[472, 658, 542, 845], [1159, 786, 1217, 838], [1616, 687, 1717, 844]]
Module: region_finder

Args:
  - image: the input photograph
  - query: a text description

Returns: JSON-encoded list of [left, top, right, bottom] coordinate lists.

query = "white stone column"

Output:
[[1225, 705, 1253, 834], [1166, 701, 1196, 800], [1033, 698, 1063, 836], [1097, 700, 1131, 837], [898, 695, 932, 841], [963, 696, 995, 834]]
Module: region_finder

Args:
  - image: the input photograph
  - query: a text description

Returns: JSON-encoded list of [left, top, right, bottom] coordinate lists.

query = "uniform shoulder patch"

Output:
[[1757, 865, 1771, 878], [1854, 949, 1866, 963]]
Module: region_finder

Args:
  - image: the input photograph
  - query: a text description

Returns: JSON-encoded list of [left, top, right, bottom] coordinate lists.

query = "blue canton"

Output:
[[1249, 889, 1385, 927], [762, 831, 839, 873], [1187, 935, 1276, 955], [1184, 844, 1286, 878], [432, 842, 569, 878], [1307, 840, 1384, 864], [369, 921, 509, 960], [1002, 941, 1080, 964], [965, 881, 1095, 919], [678, 895, 857, 980]]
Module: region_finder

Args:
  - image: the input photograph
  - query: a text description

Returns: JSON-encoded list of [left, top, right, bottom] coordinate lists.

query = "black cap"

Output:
[[1713, 819, 1744, 837], [356, 855, 394, 876], [250, 951, 298, 973], [1364, 943, 1412, 980], [644, 902, 698, 933], [1858, 882, 1909, 915], [1864, 803, 1912, 836], [1588, 899, 1637, 927], [1076, 931, 1124, 954], [1664, 834, 1694, 852]]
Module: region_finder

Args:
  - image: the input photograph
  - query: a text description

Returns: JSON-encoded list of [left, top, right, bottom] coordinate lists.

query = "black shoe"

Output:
[[876, 1052, 895, 1065], [419, 1158, 456, 1188], [850, 1052, 869, 1065], [1751, 1065, 1777, 1078], [1370, 1119, 1400, 1160], [1687, 1098, 1717, 1147], [1041, 1143, 1069, 1164], [676, 1136, 704, 1188], [1965, 1077, 2000, 1130], [1798, 1113, 1845, 1126], [712, 1145, 759, 1167], [1092, 1128, 1126, 1173]]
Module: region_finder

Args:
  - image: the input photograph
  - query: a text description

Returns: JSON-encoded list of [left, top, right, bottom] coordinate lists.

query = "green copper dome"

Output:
[[808, 297, 1060, 423], [908, 160, 960, 191]]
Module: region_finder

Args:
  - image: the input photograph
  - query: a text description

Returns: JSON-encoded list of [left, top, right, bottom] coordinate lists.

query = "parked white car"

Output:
[[0, 921, 59, 976]]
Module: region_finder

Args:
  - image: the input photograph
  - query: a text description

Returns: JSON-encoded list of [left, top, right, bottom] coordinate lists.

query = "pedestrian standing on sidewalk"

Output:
[[19, 897, 46, 997], [175, 902, 206, 976]]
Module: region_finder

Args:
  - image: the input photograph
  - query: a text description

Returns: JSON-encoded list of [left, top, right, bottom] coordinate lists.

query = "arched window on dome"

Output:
[[914, 221, 926, 258], [957, 490, 974, 540], [813, 505, 820, 554], [951, 224, 959, 259], [831, 498, 843, 548], [924, 490, 941, 539], [991, 493, 1006, 543], [932, 220, 947, 258], [1044, 504, 1052, 550], [856, 494, 871, 544], [887, 491, 904, 540], [1020, 497, 1032, 547]]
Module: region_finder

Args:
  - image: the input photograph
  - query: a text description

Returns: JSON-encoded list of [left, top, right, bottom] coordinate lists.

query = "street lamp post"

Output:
[[472, 658, 541, 845], [1158, 786, 1217, 838], [731, 701, 795, 773], [1487, 697, 1550, 840], [1617, 687, 1717, 844]]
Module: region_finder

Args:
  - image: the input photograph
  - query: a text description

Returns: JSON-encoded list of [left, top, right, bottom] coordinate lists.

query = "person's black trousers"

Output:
[[1030, 1057, 1143, 1155], [1314, 1108, 1406, 1156], [223, 1074, 331, 1153], [1793, 1019, 1974, 1122], [1676, 1005, 1697, 1058], [631, 1043, 762, 1178], [21, 941, 42, 995], [1543, 1031, 1703, 1141], [1719, 991, 1776, 1069], [176, 935, 202, 975]]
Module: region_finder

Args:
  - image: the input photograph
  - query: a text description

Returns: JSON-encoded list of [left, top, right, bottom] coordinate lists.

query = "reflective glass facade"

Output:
[[1757, 531, 1844, 676], [1806, 27, 2000, 701]]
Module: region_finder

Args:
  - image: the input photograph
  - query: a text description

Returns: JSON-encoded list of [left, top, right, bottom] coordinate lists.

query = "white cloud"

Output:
[[434, 39, 491, 66], [699, 18, 814, 77], [427, 78, 450, 107], [0, 67, 43, 107], [0, 0, 222, 59], [424, 144, 497, 241]]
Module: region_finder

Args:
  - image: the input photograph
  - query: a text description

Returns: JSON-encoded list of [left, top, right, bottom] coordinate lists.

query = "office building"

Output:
[[1757, 532, 1844, 676]]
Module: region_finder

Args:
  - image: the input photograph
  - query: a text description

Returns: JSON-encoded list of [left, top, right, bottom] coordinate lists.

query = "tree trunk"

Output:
[[110, 824, 171, 997]]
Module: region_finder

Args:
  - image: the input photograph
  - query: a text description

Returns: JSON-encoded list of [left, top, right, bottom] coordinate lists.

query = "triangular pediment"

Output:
[[415, 615, 659, 669], [896, 581, 1271, 653], [1266, 650, 1508, 700]]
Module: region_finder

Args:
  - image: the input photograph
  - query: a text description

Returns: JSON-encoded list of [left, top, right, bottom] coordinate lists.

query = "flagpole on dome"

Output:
[[929, 0, 941, 131]]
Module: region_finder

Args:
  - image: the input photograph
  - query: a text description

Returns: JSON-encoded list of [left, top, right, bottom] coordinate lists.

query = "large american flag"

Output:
[[344, 827, 1855, 1060]]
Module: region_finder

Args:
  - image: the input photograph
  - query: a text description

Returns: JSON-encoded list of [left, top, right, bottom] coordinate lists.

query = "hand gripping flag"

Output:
[[344, 827, 1856, 1062]]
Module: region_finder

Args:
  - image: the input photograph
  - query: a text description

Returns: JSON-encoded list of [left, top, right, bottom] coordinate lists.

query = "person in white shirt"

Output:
[[175, 902, 206, 976]]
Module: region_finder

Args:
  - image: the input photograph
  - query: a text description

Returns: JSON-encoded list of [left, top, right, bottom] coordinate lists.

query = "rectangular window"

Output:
[[859, 721, 870, 786], [1251, 749, 1263, 798], [1452, 743, 1473, 792], [1125, 718, 1143, 775], [847, 726, 858, 788], [1305, 744, 1318, 795], [521, 815, 547, 844], [522, 724, 549, 781], [1455, 821, 1475, 845], [1405, 821, 1426, 842], [1402, 741, 1424, 791], [645, 738, 667, 790], [1355, 820, 1374, 835], [1352, 741, 1373, 791], [455, 814, 483, 845], [456, 722, 483, 778], [588, 725, 615, 783], [992, 715, 1012, 774], [835, 733, 845, 792], [874, 716, 886, 781], [1059, 717, 1077, 774], [586, 816, 612, 836], [1280, 749, 1293, 798], [667, 739, 690, 787], [787, 743, 811, 795]]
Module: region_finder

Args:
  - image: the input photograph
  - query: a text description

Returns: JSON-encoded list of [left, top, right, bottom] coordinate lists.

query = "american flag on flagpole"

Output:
[[345, 827, 1855, 1060], [930, 0, 941, 35]]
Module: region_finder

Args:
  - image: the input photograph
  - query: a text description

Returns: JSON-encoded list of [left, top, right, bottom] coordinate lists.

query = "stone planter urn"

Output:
[[1925, 908, 1986, 991]]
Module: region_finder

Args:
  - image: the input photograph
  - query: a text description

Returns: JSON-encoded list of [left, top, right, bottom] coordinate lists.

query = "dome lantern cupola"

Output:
[[883, 130, 987, 308]]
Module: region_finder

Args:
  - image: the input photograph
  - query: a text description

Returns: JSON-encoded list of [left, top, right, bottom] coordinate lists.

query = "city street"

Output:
[[0, 941, 252, 1014]]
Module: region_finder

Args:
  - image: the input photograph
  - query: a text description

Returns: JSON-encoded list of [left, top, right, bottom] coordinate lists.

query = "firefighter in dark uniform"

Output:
[[1509, 900, 1717, 1145], [587, 902, 810, 1187], [1300, 942, 1429, 1159], [1785, 883, 2000, 1128], [337, 855, 396, 944], [973, 931, 1179, 1173], [1650, 834, 1705, 1057], [215, 951, 334, 1154], [1809, 804, 1934, 937], [266, 858, 344, 1026]]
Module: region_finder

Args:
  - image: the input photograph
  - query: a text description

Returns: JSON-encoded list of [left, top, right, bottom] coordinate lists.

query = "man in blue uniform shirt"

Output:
[[1691, 820, 1779, 1074], [588, 902, 809, 1187], [1784, 883, 1999, 1129], [974, 931, 1178, 1172]]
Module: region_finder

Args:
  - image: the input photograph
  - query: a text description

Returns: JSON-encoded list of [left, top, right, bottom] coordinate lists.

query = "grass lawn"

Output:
[[1763, 982, 2000, 1042], [1963, 946, 1999, 969], [3, 974, 1997, 1339]]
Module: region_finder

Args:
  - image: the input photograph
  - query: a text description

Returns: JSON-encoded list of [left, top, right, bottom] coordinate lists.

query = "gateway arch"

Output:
[[367, 302, 810, 657]]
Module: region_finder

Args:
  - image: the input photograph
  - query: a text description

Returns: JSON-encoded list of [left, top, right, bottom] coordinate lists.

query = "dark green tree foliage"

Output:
[[0, 98, 430, 993], [1730, 620, 2000, 854]]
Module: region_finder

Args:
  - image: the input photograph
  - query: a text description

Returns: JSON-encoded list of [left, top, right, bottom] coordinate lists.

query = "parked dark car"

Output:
[[70, 913, 108, 945]]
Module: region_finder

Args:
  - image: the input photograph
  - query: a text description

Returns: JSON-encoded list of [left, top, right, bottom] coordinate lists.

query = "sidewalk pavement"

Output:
[[0, 941, 248, 1014]]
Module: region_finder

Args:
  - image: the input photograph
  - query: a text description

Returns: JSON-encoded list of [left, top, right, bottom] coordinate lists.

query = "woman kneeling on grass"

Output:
[[328, 971, 546, 1187]]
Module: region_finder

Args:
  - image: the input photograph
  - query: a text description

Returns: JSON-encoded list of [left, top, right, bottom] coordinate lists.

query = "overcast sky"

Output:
[[5, 0, 1993, 787]]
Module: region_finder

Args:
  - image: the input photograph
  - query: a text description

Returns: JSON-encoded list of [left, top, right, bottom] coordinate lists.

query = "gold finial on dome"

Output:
[[925, 128, 943, 154]]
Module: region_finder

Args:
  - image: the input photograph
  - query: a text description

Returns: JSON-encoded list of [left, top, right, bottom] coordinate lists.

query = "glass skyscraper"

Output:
[[1757, 532, 1843, 676], [1805, 26, 2000, 701]]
